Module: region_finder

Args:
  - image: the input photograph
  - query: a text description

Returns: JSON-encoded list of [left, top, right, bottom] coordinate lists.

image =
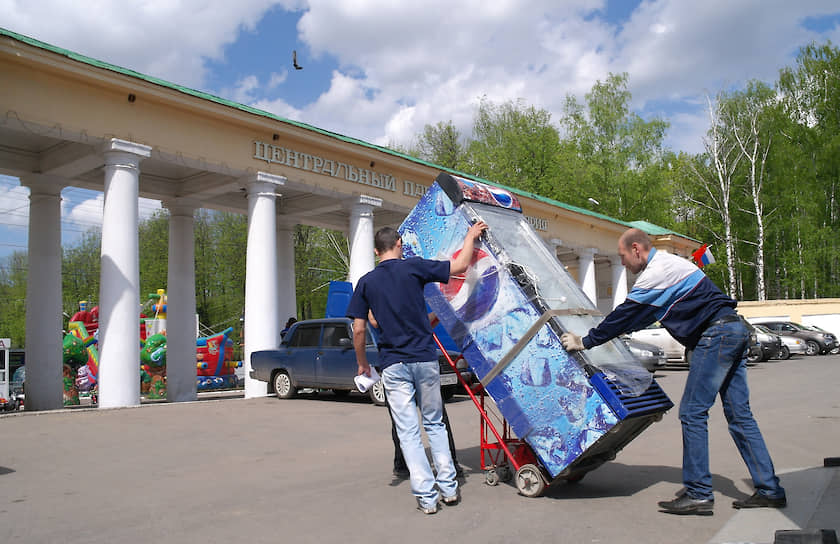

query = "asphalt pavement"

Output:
[[1, 354, 837, 544]]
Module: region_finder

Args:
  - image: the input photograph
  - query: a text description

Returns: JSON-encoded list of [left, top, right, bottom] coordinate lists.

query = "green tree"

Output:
[[138, 211, 170, 300], [776, 41, 840, 298], [466, 97, 563, 196], [62, 230, 101, 320], [293, 225, 347, 320], [561, 73, 672, 224], [0, 251, 28, 346], [416, 121, 467, 170]]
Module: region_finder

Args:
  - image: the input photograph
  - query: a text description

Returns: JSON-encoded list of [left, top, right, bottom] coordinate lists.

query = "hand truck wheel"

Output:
[[515, 464, 546, 497], [485, 468, 500, 486]]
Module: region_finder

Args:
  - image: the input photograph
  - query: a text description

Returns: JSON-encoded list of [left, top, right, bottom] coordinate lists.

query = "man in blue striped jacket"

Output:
[[561, 228, 786, 516]]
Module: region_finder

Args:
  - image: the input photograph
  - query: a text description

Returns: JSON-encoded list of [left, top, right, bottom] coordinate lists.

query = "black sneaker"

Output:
[[658, 494, 714, 516], [732, 492, 787, 509]]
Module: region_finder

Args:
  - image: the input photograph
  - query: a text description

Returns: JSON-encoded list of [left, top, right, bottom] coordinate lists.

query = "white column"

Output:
[[578, 247, 597, 306], [244, 173, 285, 398], [165, 199, 197, 402], [276, 222, 297, 325], [21, 175, 65, 411], [610, 255, 628, 309], [347, 195, 382, 287], [98, 139, 151, 408], [548, 239, 562, 256]]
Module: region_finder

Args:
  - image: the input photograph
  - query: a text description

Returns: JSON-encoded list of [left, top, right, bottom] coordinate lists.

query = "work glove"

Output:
[[561, 332, 584, 352]]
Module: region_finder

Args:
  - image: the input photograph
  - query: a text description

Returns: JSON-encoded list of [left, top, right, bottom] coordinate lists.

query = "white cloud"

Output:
[[289, 0, 840, 151], [0, 0, 298, 87], [0, 177, 30, 228], [61, 190, 161, 229], [2, 0, 839, 158], [267, 71, 287, 88]]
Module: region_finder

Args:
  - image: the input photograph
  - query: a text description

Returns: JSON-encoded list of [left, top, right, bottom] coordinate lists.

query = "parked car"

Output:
[[739, 317, 765, 364], [0, 390, 23, 412], [621, 336, 667, 372], [751, 324, 783, 362], [807, 325, 840, 354], [755, 321, 839, 355], [753, 324, 805, 359], [628, 322, 686, 366], [249, 318, 468, 405]]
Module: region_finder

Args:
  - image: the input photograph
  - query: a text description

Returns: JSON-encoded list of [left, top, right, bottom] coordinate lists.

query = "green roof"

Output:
[[1, 26, 695, 243]]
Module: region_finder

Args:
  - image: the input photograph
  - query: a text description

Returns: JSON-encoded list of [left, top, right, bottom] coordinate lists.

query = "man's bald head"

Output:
[[618, 228, 653, 274], [619, 228, 652, 252]]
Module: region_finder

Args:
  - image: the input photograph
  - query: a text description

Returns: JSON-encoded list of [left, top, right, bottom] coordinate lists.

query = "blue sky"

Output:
[[1, 0, 840, 259]]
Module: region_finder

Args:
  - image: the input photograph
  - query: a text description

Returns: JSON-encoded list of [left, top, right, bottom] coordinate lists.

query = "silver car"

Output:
[[621, 336, 667, 372], [754, 324, 805, 359], [628, 322, 686, 365]]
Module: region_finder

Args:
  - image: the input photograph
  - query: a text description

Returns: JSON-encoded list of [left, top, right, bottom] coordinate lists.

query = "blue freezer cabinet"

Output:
[[399, 172, 673, 488]]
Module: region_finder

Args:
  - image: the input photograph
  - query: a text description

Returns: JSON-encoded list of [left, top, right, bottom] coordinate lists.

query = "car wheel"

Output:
[[746, 351, 761, 364], [779, 346, 790, 360], [369, 380, 386, 406], [805, 340, 820, 356], [273, 371, 297, 399]]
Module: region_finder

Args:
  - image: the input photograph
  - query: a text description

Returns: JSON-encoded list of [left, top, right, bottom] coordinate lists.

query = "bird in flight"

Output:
[[293, 50, 303, 70]]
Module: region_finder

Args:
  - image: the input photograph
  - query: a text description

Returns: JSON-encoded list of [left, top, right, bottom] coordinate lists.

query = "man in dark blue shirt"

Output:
[[347, 221, 486, 514], [562, 228, 785, 516]]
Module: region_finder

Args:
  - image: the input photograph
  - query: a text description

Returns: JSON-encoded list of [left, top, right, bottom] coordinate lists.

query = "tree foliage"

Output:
[[561, 73, 672, 225], [4, 40, 840, 349]]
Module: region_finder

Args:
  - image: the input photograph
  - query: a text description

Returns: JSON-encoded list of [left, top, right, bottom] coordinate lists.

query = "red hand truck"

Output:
[[434, 333, 549, 497]]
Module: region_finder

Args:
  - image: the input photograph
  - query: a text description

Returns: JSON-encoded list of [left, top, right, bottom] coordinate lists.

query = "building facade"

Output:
[[0, 28, 700, 410]]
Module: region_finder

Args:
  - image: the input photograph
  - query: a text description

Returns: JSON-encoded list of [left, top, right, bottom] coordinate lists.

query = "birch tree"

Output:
[[686, 92, 742, 298], [725, 82, 775, 300]]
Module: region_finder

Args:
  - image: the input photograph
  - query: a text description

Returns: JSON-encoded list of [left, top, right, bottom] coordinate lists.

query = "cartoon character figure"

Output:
[[140, 333, 167, 399]]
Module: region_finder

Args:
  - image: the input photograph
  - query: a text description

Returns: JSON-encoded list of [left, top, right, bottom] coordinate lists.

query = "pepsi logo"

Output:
[[488, 187, 513, 208], [440, 247, 500, 322]]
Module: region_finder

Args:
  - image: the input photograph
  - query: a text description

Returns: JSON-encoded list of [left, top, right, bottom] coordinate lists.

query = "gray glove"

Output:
[[561, 332, 584, 352]]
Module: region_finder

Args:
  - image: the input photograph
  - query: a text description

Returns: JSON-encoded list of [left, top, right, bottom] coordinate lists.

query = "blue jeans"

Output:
[[381, 361, 457, 508], [680, 320, 785, 501]]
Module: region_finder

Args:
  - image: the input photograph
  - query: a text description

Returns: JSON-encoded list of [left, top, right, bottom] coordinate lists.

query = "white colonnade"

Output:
[[22, 174, 65, 411], [97, 139, 151, 408], [243, 173, 285, 398], [165, 199, 198, 402], [347, 195, 382, 287]]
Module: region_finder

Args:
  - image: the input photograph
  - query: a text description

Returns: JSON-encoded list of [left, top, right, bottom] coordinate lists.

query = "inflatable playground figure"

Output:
[[64, 318, 100, 406], [62, 329, 91, 405], [62, 290, 241, 401], [69, 300, 99, 335], [196, 326, 240, 390], [140, 333, 167, 399], [142, 289, 168, 338]]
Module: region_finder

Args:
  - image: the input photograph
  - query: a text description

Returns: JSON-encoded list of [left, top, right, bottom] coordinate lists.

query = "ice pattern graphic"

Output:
[[400, 181, 618, 477]]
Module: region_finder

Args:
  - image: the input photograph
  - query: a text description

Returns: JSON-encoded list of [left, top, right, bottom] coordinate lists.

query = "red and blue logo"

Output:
[[440, 248, 500, 322]]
